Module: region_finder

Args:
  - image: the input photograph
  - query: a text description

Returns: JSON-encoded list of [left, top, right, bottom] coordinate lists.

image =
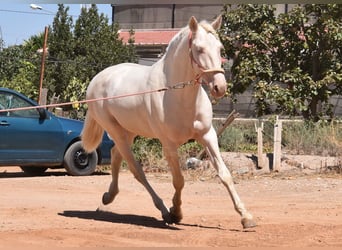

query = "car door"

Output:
[[0, 91, 64, 165]]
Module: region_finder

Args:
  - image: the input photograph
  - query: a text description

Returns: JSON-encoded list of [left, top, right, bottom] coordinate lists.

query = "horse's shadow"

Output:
[[58, 210, 180, 230], [59, 210, 225, 231]]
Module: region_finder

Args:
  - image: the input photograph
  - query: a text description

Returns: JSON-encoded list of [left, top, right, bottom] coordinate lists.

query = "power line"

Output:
[[0, 9, 54, 16], [0, 8, 79, 18]]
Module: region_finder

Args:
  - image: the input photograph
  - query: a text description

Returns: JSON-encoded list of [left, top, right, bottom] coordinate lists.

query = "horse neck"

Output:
[[163, 30, 197, 87], [156, 30, 213, 123], [156, 35, 211, 126]]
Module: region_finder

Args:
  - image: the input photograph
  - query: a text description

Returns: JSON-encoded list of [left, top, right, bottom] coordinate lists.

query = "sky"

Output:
[[0, 3, 113, 47]]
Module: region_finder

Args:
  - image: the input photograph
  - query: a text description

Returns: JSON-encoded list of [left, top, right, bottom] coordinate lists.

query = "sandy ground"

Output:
[[0, 153, 341, 247]]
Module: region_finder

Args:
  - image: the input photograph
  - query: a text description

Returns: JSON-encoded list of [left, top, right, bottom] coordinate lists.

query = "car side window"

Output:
[[0, 95, 6, 110], [0, 92, 9, 116], [0, 92, 39, 118]]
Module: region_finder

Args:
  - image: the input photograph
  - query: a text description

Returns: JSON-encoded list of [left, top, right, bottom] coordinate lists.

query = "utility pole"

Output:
[[38, 26, 48, 105]]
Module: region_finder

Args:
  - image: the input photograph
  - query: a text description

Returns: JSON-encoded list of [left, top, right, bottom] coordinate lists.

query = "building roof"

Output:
[[119, 29, 180, 45]]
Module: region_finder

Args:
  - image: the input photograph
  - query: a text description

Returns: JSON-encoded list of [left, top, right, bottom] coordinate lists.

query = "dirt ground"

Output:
[[0, 153, 341, 247]]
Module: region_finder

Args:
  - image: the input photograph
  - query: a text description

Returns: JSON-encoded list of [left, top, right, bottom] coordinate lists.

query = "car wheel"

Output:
[[20, 166, 48, 176], [63, 141, 98, 176]]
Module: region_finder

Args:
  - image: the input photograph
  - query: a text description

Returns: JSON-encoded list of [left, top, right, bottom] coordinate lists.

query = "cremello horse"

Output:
[[82, 15, 256, 229]]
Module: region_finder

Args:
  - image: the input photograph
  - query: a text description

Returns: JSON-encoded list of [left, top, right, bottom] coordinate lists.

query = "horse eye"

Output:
[[197, 47, 205, 54]]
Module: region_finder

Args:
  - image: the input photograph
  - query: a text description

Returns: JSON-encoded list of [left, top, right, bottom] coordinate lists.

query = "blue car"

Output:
[[0, 87, 113, 176]]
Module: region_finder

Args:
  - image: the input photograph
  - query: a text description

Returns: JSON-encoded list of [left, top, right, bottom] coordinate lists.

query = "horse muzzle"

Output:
[[208, 72, 227, 98]]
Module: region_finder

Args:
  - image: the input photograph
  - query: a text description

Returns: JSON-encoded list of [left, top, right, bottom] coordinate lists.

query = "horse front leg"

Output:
[[198, 126, 256, 229], [163, 144, 184, 223]]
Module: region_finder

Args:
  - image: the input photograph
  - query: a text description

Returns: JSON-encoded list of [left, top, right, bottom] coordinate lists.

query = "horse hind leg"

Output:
[[110, 131, 172, 223], [102, 146, 122, 205]]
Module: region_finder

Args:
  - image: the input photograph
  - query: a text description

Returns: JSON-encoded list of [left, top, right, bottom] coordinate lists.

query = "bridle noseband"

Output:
[[188, 31, 225, 84]]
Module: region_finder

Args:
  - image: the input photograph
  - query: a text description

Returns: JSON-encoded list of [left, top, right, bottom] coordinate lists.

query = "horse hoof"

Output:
[[169, 206, 183, 224], [162, 213, 173, 224], [241, 218, 257, 229], [102, 192, 112, 205]]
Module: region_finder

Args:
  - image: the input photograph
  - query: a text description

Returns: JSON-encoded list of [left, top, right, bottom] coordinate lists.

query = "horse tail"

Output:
[[81, 113, 104, 153]]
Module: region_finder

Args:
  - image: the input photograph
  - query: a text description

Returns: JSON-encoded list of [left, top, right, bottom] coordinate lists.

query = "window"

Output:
[[0, 92, 39, 118]]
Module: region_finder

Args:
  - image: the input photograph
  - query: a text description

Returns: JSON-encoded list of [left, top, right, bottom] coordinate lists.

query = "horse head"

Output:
[[188, 15, 227, 98]]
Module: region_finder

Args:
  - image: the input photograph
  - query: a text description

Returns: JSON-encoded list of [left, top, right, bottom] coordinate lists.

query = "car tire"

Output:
[[20, 166, 48, 176], [63, 141, 98, 176]]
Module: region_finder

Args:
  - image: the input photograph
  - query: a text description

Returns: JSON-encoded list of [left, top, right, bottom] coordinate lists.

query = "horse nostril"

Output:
[[214, 85, 219, 93]]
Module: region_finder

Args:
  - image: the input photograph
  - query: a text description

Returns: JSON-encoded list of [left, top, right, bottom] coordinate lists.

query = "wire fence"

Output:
[[211, 114, 342, 173], [212, 91, 342, 119]]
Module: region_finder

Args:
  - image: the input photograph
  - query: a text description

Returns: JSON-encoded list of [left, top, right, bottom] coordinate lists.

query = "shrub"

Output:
[[282, 120, 342, 156], [130, 137, 204, 172], [124, 119, 341, 173]]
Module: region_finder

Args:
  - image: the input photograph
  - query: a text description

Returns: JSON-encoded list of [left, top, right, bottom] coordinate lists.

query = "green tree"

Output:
[[0, 36, 4, 51], [74, 4, 136, 83], [0, 43, 39, 99], [22, 32, 45, 55], [45, 4, 75, 98], [0, 61, 38, 99], [0, 45, 26, 81], [1, 4, 137, 115], [220, 4, 342, 121]]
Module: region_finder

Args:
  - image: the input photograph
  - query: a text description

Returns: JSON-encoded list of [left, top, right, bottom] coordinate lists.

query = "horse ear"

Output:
[[189, 16, 198, 32], [211, 15, 222, 30]]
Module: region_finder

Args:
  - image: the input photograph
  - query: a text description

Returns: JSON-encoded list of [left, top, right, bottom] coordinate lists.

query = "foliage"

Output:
[[0, 37, 3, 51], [131, 136, 167, 171], [130, 137, 203, 171], [0, 4, 137, 117], [0, 45, 29, 81], [22, 33, 45, 55], [0, 44, 40, 99], [45, 4, 75, 98], [282, 120, 342, 156], [220, 4, 342, 121], [178, 140, 203, 157], [217, 120, 261, 152], [62, 77, 88, 119], [0, 60, 38, 99], [73, 5, 137, 83], [124, 119, 341, 173], [49, 4, 137, 114], [216, 118, 342, 156]]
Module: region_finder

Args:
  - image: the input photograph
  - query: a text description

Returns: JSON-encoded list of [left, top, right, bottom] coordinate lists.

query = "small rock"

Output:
[[186, 157, 203, 169], [236, 167, 250, 175]]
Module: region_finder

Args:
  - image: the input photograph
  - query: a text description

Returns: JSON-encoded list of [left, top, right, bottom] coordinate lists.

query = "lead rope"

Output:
[[0, 81, 195, 113]]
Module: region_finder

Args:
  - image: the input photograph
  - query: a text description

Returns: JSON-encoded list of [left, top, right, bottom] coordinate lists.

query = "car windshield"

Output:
[[0, 92, 39, 118]]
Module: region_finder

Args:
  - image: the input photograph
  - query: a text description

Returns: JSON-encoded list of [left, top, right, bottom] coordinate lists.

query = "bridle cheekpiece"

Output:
[[188, 31, 225, 85]]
